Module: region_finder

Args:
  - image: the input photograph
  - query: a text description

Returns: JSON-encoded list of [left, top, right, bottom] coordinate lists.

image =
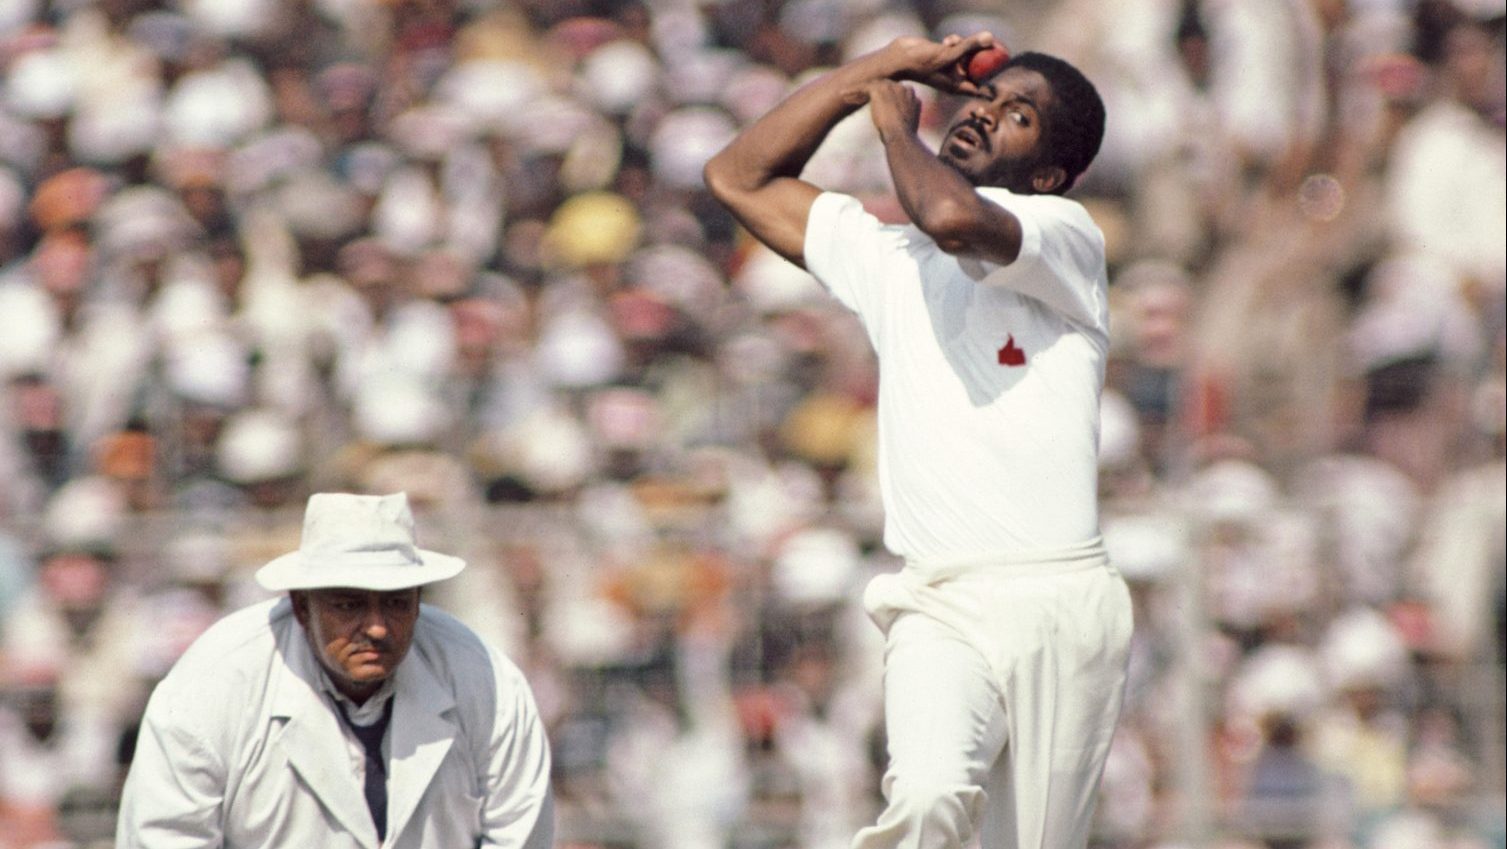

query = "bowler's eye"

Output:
[[1009, 110, 1031, 126], [385, 596, 415, 612]]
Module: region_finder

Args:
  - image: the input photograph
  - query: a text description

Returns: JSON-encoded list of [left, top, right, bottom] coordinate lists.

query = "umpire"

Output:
[[116, 492, 554, 848]]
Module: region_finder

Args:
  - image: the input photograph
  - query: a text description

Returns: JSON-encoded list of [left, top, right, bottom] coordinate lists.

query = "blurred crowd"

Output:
[[0, 0, 1502, 847]]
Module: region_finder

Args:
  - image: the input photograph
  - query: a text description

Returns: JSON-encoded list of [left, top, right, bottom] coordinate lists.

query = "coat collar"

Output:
[[385, 636, 456, 843], [269, 601, 457, 847]]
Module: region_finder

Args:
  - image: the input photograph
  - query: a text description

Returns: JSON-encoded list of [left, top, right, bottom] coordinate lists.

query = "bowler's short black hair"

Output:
[[1005, 52, 1105, 193]]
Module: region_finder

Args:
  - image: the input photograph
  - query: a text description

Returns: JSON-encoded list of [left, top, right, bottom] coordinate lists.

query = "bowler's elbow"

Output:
[[916, 198, 1022, 266], [702, 150, 742, 207]]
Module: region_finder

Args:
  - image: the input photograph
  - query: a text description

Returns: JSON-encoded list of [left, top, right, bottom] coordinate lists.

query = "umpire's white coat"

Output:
[[116, 598, 554, 849]]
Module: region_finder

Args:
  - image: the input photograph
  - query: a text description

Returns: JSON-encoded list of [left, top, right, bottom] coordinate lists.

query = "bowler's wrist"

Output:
[[847, 42, 915, 83], [875, 116, 920, 146]]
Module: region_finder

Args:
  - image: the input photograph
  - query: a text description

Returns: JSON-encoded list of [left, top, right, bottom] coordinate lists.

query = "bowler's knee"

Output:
[[879, 778, 984, 838]]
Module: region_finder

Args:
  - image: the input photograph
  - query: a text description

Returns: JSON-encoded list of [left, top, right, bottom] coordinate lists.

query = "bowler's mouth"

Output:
[[945, 122, 988, 157]]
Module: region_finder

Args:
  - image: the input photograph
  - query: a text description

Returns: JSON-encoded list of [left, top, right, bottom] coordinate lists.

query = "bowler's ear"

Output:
[[1031, 165, 1067, 195], [289, 591, 310, 626]]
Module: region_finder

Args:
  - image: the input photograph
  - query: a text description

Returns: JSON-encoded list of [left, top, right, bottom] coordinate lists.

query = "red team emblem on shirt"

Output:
[[997, 335, 1027, 367]]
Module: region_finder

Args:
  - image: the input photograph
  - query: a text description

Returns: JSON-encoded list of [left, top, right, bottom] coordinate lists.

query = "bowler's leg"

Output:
[[980, 568, 1134, 849], [852, 612, 1010, 849]]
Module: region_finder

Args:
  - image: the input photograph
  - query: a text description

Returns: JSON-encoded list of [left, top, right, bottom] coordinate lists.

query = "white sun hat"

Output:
[[255, 492, 465, 592]]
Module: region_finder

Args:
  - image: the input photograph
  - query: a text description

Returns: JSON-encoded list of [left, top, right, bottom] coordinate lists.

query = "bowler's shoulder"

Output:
[[976, 187, 1095, 227]]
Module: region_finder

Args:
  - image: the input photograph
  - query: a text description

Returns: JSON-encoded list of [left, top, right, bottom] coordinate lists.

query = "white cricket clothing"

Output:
[[858, 543, 1133, 849], [803, 188, 1110, 562], [803, 188, 1129, 849]]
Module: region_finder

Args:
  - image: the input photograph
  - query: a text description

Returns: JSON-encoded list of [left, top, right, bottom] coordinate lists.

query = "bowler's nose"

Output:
[[969, 100, 998, 128]]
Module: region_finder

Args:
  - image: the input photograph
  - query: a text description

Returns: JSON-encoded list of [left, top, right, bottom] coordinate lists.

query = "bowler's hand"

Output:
[[883, 33, 997, 96], [849, 80, 922, 141]]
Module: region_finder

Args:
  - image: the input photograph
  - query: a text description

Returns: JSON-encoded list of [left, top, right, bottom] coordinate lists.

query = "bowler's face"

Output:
[[293, 588, 419, 703], [938, 67, 1057, 192]]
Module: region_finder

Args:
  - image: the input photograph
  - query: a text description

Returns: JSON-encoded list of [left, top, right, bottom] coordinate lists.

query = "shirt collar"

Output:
[[318, 671, 396, 727]]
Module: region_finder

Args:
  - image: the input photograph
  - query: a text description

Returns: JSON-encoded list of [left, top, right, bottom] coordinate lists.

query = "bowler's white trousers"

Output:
[[855, 538, 1133, 849]]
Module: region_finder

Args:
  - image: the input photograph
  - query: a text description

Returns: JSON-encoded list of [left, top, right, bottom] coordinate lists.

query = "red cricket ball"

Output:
[[965, 45, 1011, 83]]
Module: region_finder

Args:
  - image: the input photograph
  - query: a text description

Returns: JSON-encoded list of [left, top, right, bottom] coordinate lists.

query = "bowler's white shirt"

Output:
[[804, 187, 1109, 561]]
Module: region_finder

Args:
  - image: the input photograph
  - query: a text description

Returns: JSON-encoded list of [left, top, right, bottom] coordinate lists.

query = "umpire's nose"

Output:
[[361, 600, 390, 640]]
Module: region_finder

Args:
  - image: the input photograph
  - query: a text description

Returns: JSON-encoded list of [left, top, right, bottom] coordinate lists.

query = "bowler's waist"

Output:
[[902, 536, 1109, 583]]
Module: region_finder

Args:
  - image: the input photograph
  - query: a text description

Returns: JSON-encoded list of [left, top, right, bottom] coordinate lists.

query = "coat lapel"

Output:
[[384, 645, 457, 844], [271, 629, 380, 849]]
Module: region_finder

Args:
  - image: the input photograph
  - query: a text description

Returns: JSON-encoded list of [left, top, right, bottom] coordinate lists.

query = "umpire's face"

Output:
[[292, 587, 420, 704]]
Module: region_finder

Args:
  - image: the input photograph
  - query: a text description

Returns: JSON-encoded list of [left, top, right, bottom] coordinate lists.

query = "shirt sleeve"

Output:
[[115, 686, 228, 848], [802, 191, 907, 322], [479, 651, 555, 848], [956, 189, 1109, 333]]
